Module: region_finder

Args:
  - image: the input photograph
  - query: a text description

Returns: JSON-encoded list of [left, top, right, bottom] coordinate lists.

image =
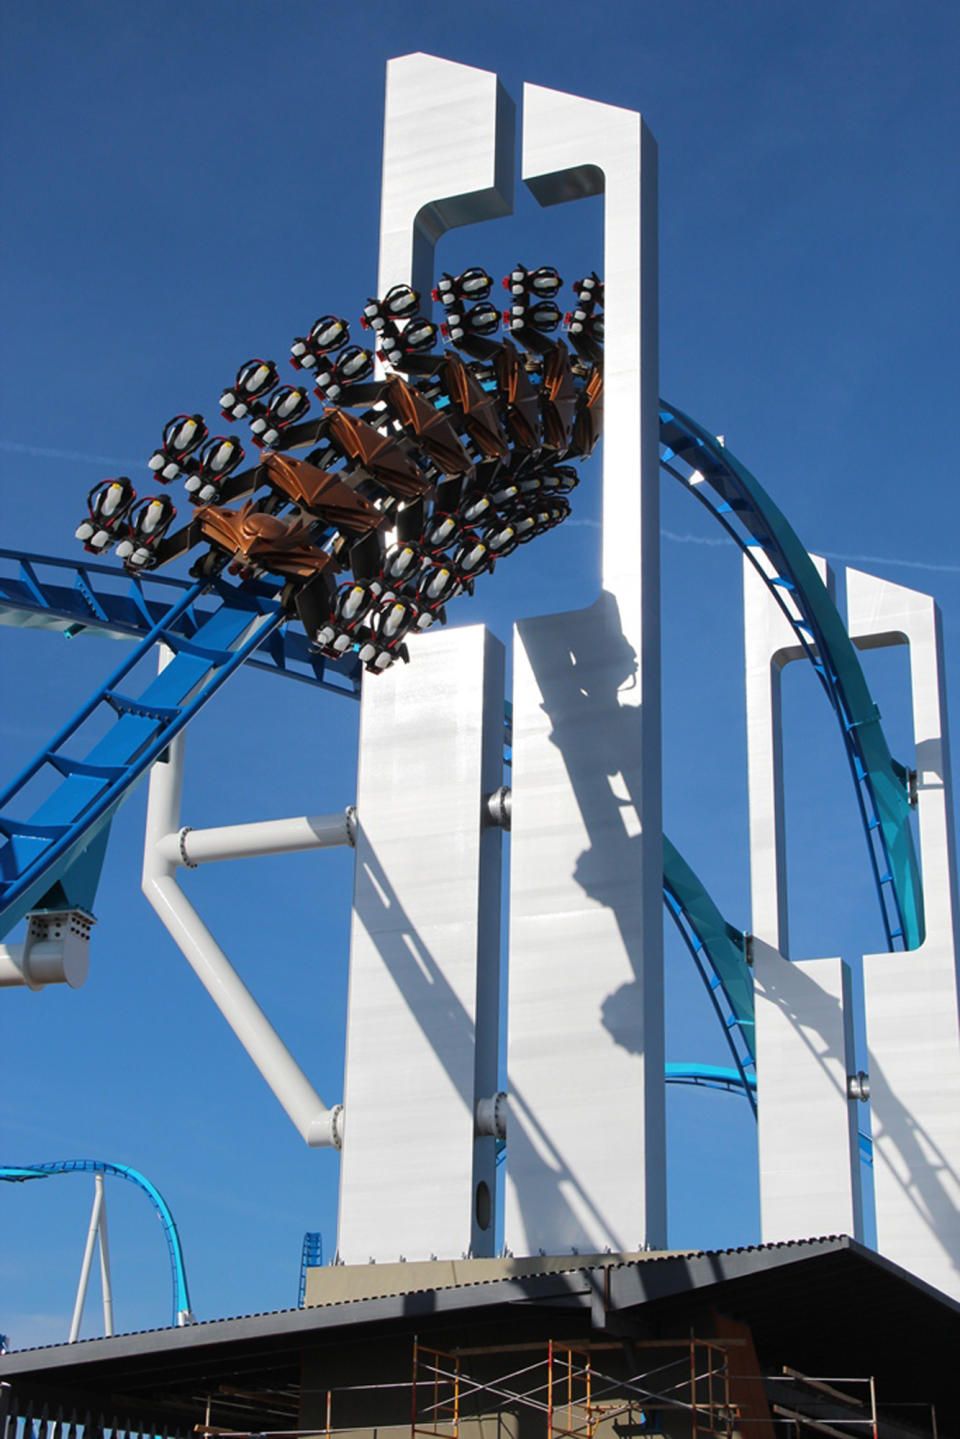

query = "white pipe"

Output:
[[0, 941, 67, 988], [144, 874, 337, 1145], [96, 1175, 114, 1337], [141, 649, 338, 1148], [69, 1174, 105, 1342], [156, 810, 354, 867]]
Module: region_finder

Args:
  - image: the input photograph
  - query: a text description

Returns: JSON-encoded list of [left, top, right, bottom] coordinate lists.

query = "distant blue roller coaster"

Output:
[[0, 1159, 191, 1327]]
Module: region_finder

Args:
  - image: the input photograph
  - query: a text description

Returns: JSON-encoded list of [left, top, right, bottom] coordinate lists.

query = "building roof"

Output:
[[3, 1237, 958, 1432]]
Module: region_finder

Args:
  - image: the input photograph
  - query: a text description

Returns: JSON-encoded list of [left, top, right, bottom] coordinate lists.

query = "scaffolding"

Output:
[[171, 1337, 941, 1439], [411, 1336, 737, 1439]]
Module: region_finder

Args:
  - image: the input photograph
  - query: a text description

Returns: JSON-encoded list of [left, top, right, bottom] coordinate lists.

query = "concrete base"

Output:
[[303, 1249, 689, 1308]]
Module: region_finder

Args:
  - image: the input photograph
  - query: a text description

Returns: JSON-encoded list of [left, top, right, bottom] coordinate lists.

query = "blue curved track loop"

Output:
[[0, 1158, 191, 1326], [659, 402, 923, 953]]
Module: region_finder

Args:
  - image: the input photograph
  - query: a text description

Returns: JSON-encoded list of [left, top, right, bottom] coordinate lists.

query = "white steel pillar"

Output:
[[377, 52, 514, 304], [334, 51, 513, 1264], [744, 554, 863, 1242], [337, 626, 506, 1261], [847, 569, 960, 1299], [504, 87, 665, 1254]]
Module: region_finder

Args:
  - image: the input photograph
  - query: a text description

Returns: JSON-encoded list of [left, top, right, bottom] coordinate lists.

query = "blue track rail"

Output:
[[0, 1159, 191, 1326], [0, 549, 360, 696], [663, 838, 755, 1113], [660, 403, 923, 953], [0, 581, 288, 938]]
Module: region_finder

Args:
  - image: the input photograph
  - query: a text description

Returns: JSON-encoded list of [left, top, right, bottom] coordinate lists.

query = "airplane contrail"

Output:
[[0, 440, 137, 467], [572, 519, 960, 575]]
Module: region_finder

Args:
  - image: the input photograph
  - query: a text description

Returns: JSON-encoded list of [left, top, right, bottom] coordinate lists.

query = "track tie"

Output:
[[103, 691, 181, 723]]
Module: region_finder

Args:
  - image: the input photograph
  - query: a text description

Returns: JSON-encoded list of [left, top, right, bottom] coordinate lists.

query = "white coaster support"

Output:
[[504, 84, 665, 1254], [377, 52, 514, 303], [847, 568, 960, 1300], [337, 626, 506, 1262], [744, 553, 863, 1241]]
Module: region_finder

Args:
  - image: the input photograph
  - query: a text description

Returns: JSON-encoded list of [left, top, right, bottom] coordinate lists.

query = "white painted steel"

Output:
[[847, 569, 960, 1300], [378, 53, 514, 303], [142, 650, 337, 1148], [69, 1173, 107, 1343], [744, 550, 835, 956], [504, 87, 665, 1255], [337, 625, 505, 1262], [744, 554, 863, 1242], [0, 908, 92, 989], [97, 1173, 114, 1337], [753, 940, 862, 1241], [0, 939, 84, 988], [155, 811, 352, 866]]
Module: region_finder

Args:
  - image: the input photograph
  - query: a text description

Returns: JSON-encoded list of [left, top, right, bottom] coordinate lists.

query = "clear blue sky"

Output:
[[1, 0, 958, 1347]]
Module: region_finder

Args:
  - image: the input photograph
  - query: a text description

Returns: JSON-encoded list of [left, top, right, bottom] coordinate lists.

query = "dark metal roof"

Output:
[[2, 1237, 957, 1431]]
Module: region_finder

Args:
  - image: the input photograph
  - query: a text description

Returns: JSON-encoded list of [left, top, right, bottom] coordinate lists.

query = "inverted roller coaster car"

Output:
[[566, 309, 604, 368], [183, 435, 246, 503], [495, 341, 541, 452], [361, 283, 420, 331], [378, 316, 441, 373], [442, 353, 510, 461], [450, 528, 496, 580], [415, 558, 463, 623], [323, 410, 432, 500], [433, 267, 494, 305], [290, 315, 350, 370], [356, 594, 420, 672], [261, 453, 384, 537], [70, 257, 606, 677], [572, 272, 604, 309], [312, 579, 384, 657], [249, 385, 311, 448], [197, 502, 333, 582], [314, 346, 376, 403], [75, 477, 136, 552], [115, 494, 177, 569], [220, 360, 279, 420], [504, 264, 563, 298], [383, 376, 474, 480], [148, 414, 209, 482], [539, 342, 578, 451]]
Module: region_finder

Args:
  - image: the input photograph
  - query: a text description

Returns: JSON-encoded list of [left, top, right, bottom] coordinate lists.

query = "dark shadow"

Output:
[[351, 837, 622, 1250], [865, 1041, 960, 1291], [506, 590, 664, 1248], [519, 590, 653, 1050]]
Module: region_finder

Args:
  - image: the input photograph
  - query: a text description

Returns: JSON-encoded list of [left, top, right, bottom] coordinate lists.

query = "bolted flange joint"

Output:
[[485, 787, 512, 830], [476, 1091, 507, 1139]]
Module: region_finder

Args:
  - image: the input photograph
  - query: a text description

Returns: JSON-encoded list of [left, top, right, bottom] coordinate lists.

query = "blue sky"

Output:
[[1, 0, 958, 1346]]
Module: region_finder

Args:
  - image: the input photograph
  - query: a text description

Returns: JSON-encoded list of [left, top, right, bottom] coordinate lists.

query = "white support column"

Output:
[[377, 53, 514, 301], [744, 554, 863, 1242], [69, 1173, 106, 1343], [744, 550, 835, 955], [753, 940, 863, 1240], [337, 626, 505, 1262], [504, 87, 665, 1255], [96, 1176, 114, 1337], [847, 569, 960, 1300]]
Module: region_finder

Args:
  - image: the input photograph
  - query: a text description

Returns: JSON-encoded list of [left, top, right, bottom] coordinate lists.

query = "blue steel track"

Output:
[[0, 1159, 191, 1326]]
